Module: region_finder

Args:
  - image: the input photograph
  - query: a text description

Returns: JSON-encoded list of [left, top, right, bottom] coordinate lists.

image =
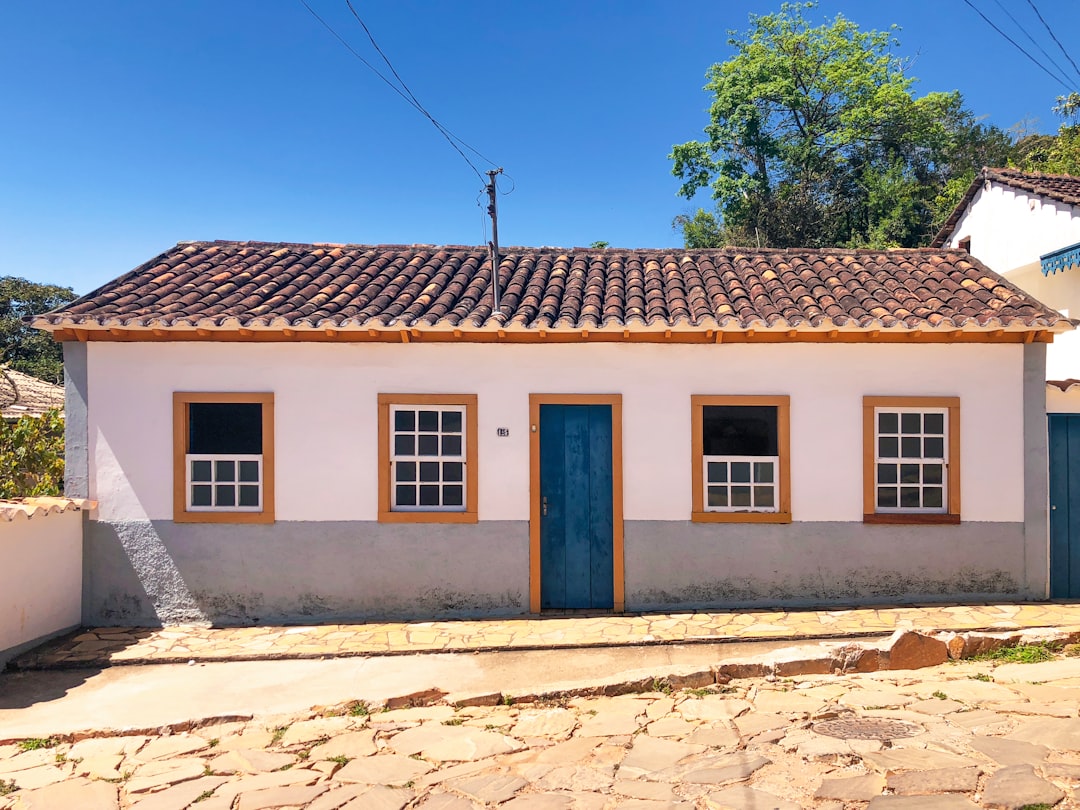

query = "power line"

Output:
[[297, 0, 488, 181], [1024, 0, 1080, 84], [343, 0, 499, 170], [961, 0, 1076, 93], [988, 0, 1073, 87]]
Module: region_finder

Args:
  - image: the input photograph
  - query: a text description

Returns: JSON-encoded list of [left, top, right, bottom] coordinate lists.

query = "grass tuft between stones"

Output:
[[16, 738, 56, 751], [972, 644, 1056, 664], [0, 779, 16, 796]]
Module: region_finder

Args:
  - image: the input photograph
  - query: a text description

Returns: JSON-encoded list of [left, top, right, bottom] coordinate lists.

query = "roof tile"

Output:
[[33, 241, 1069, 333]]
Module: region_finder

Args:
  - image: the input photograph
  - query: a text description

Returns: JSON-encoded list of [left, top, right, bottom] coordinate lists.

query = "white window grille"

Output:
[[390, 405, 466, 511], [874, 407, 947, 513], [186, 454, 263, 511], [703, 455, 779, 512]]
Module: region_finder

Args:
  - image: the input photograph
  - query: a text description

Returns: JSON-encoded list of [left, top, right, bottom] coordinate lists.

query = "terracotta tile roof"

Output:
[[0, 367, 64, 420], [33, 240, 1069, 333], [931, 167, 1080, 247], [0, 497, 95, 522]]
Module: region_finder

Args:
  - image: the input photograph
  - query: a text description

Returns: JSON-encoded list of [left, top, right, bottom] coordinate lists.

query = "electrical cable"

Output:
[[497, 170, 516, 196], [343, 0, 499, 170], [297, 0, 487, 180], [1024, 0, 1080, 84], [988, 0, 1073, 87], [961, 0, 1076, 92]]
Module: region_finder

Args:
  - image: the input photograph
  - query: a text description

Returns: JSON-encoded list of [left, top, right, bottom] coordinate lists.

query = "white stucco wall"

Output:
[[86, 341, 1025, 525], [947, 182, 1080, 275], [0, 511, 83, 661], [946, 183, 1080, 391]]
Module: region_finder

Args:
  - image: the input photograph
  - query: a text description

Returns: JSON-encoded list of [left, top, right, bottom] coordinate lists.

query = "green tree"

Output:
[[0, 277, 76, 384], [0, 410, 64, 498], [670, 2, 1015, 249], [1015, 93, 1080, 176]]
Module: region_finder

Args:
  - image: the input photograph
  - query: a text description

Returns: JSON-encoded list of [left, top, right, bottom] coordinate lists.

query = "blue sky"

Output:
[[3, 1, 1080, 294]]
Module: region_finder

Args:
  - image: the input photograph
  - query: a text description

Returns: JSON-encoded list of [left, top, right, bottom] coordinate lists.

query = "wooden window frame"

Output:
[[378, 394, 478, 523], [173, 392, 275, 524], [691, 395, 791, 523], [863, 396, 961, 525]]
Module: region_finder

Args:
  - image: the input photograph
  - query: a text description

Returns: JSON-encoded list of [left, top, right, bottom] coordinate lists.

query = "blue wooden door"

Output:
[[1050, 414, 1080, 598], [539, 404, 615, 610]]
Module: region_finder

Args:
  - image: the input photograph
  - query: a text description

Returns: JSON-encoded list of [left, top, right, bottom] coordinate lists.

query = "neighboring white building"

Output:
[[933, 168, 1080, 598], [932, 167, 1080, 404], [33, 241, 1070, 622]]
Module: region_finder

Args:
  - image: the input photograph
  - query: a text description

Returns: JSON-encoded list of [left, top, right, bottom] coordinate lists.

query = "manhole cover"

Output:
[[812, 718, 924, 741]]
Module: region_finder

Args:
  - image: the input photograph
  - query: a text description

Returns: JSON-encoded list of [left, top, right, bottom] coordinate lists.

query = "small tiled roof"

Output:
[[0, 497, 95, 523], [931, 167, 1080, 247], [33, 240, 1069, 334], [0, 367, 64, 420]]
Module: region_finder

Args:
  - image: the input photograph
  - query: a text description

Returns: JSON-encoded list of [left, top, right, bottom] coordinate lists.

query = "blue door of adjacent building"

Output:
[[1049, 414, 1080, 598], [538, 404, 615, 610]]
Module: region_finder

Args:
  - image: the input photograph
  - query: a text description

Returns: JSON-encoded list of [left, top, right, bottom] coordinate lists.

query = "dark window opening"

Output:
[[188, 403, 262, 454], [702, 405, 778, 456]]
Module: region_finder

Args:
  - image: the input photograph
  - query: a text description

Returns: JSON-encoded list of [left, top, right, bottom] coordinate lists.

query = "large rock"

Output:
[[814, 774, 886, 801], [446, 772, 526, 803], [207, 748, 296, 775], [11, 778, 118, 810], [678, 698, 751, 722], [619, 736, 706, 776], [969, 735, 1048, 767], [334, 753, 432, 785], [1008, 717, 1080, 751], [886, 767, 981, 794], [981, 764, 1065, 810], [129, 776, 229, 810], [133, 735, 210, 762], [308, 730, 378, 761], [388, 724, 523, 762], [867, 796, 979, 809], [511, 709, 577, 740], [705, 785, 802, 809], [863, 748, 980, 772], [886, 630, 949, 671], [235, 784, 329, 810]]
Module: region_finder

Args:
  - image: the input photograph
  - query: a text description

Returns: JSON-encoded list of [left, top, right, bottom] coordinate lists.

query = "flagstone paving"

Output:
[[7, 654, 1080, 808], [14, 602, 1080, 669]]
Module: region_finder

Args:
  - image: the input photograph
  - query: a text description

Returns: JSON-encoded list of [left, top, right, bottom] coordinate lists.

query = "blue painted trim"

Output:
[[1041, 242, 1080, 275]]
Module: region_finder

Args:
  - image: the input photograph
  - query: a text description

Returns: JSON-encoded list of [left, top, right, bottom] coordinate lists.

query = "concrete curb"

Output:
[[12, 622, 1080, 671]]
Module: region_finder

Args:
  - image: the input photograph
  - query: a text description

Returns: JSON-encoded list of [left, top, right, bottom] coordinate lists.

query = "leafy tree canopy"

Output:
[[0, 410, 64, 498], [0, 277, 76, 384], [1014, 93, 1080, 176], [670, 2, 1015, 249]]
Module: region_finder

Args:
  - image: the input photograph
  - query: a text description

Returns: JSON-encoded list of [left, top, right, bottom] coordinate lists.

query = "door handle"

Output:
[[542, 496, 548, 516]]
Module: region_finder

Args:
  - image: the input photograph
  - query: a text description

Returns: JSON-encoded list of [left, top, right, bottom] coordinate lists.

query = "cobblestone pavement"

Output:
[[16, 602, 1080, 669], [7, 654, 1080, 808]]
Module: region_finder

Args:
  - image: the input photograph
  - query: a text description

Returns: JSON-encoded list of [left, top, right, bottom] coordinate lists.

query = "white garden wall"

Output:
[[86, 341, 1026, 524], [0, 503, 85, 666]]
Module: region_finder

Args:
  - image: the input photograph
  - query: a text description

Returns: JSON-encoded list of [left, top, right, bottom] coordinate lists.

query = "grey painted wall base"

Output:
[[85, 520, 530, 625], [625, 520, 1030, 612], [86, 518, 1036, 626]]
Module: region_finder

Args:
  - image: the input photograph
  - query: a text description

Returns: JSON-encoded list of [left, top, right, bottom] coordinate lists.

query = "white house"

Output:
[[933, 167, 1080, 598], [34, 241, 1069, 624]]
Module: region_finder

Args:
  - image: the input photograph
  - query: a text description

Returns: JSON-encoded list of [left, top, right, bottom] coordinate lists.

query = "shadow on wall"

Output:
[[83, 519, 529, 627]]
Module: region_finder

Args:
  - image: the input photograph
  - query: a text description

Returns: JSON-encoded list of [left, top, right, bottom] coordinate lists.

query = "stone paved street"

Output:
[[14, 602, 1080, 669], [6, 651, 1080, 807]]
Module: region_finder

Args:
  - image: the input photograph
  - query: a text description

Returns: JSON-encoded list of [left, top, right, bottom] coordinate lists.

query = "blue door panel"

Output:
[[539, 406, 566, 609], [1049, 414, 1080, 599], [562, 407, 592, 609], [539, 404, 614, 610], [1049, 414, 1070, 598], [588, 405, 615, 608]]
